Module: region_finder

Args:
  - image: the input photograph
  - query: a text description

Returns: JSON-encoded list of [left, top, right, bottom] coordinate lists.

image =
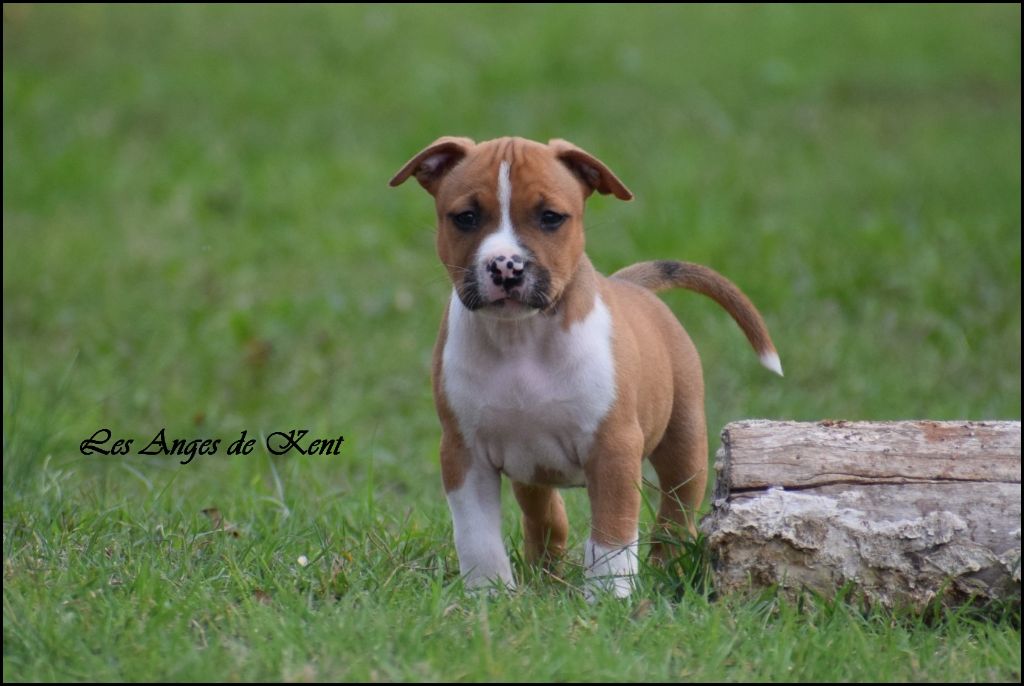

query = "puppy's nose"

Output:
[[486, 254, 527, 291]]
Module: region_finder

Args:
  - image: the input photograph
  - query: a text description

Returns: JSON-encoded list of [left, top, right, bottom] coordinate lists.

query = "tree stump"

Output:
[[700, 420, 1021, 608]]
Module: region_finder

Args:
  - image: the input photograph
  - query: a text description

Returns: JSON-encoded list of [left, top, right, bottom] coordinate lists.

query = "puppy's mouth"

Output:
[[487, 297, 533, 315], [456, 264, 552, 316]]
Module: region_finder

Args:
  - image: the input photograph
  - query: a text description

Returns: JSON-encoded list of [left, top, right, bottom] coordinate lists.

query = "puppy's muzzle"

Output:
[[457, 252, 552, 314]]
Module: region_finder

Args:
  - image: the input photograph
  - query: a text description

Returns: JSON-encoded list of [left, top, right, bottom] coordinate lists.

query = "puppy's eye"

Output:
[[540, 210, 567, 231], [451, 210, 479, 232]]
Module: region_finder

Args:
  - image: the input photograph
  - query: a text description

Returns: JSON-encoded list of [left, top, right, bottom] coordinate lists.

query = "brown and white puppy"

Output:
[[390, 136, 781, 599]]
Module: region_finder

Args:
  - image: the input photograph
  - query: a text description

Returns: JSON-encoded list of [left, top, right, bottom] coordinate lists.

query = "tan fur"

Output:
[[613, 261, 777, 359], [512, 481, 569, 564], [396, 136, 779, 576], [431, 305, 470, 493]]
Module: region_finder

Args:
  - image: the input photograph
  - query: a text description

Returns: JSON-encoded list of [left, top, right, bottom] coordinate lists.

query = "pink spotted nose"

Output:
[[486, 254, 526, 293]]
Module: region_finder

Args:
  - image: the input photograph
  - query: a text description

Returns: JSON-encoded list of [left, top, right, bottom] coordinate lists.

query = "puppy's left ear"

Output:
[[549, 139, 633, 201], [389, 136, 476, 196]]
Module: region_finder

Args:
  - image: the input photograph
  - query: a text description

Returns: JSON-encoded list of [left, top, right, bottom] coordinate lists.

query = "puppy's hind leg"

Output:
[[512, 482, 569, 568], [648, 396, 708, 564]]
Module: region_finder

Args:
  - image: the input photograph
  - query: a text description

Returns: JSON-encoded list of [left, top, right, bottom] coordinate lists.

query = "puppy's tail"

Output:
[[612, 260, 783, 376]]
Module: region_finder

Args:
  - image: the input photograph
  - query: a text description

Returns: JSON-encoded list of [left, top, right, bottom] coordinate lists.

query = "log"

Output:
[[700, 420, 1021, 608]]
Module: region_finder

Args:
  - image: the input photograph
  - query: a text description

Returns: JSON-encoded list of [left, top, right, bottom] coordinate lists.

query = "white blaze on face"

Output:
[[497, 159, 514, 235], [476, 160, 527, 271]]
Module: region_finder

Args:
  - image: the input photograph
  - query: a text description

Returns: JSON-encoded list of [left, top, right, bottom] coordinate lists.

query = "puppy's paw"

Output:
[[583, 538, 638, 602], [463, 571, 517, 596]]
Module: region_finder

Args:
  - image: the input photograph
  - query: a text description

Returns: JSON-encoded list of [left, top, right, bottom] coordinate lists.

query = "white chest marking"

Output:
[[442, 291, 617, 486]]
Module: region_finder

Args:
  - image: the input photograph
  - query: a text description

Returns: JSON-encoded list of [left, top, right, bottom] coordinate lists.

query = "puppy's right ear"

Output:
[[389, 136, 475, 195]]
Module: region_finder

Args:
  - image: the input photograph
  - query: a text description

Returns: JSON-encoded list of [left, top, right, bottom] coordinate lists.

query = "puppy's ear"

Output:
[[389, 136, 476, 195], [549, 138, 633, 201]]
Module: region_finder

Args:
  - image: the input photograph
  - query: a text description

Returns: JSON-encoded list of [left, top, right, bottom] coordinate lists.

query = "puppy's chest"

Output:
[[441, 297, 617, 486]]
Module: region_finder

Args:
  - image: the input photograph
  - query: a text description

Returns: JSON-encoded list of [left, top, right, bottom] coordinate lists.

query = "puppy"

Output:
[[390, 136, 781, 598]]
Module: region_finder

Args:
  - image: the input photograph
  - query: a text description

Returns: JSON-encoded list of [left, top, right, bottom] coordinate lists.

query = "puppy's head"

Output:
[[390, 136, 632, 319]]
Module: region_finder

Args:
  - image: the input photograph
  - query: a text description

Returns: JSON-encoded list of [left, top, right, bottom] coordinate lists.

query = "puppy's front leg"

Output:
[[583, 427, 644, 600], [442, 436, 515, 590]]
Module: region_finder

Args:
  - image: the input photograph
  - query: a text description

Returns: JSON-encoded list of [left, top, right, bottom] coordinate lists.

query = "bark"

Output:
[[700, 420, 1021, 608]]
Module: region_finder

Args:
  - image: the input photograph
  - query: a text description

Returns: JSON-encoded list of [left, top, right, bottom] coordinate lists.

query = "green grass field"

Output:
[[3, 4, 1021, 681]]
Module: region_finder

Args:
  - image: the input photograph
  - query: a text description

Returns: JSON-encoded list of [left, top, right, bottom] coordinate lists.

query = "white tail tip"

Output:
[[760, 351, 784, 377]]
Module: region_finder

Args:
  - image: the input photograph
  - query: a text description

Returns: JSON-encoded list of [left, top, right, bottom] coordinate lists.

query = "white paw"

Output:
[[583, 538, 638, 602], [463, 568, 517, 594]]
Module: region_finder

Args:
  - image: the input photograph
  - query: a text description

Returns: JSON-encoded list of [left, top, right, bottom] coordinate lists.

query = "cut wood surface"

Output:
[[701, 420, 1021, 609]]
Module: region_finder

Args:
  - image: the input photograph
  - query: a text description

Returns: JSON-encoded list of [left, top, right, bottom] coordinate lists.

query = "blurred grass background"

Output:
[[3, 4, 1021, 681]]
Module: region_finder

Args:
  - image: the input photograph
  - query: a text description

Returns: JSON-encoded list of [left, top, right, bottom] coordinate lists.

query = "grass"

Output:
[[3, 4, 1021, 682]]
